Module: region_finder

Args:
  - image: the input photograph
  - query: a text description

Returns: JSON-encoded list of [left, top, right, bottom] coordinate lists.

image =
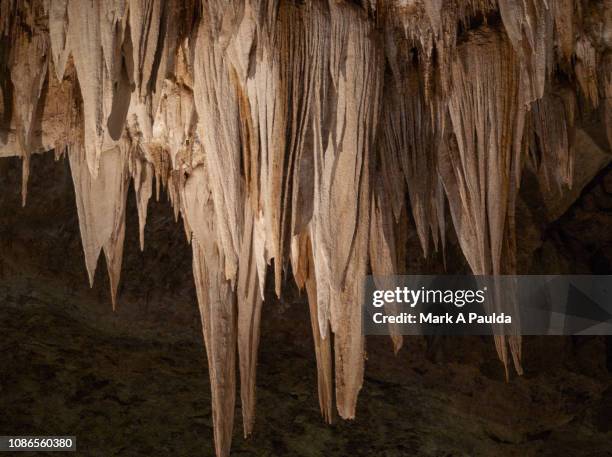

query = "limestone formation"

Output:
[[1, 1, 610, 456]]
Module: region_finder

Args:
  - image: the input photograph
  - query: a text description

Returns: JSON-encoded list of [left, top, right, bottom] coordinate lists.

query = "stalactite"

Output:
[[380, 59, 444, 258], [69, 142, 130, 309], [183, 165, 237, 457], [131, 155, 153, 251], [124, 0, 162, 145], [1, 1, 611, 456], [236, 200, 264, 437], [291, 231, 334, 424], [225, 0, 290, 297], [552, 0, 576, 67], [194, 3, 244, 285], [316, 1, 382, 419], [440, 25, 526, 373], [528, 86, 576, 193], [7, 0, 48, 206], [575, 35, 600, 107], [57, 1, 130, 175], [498, 0, 554, 103], [369, 176, 403, 353]]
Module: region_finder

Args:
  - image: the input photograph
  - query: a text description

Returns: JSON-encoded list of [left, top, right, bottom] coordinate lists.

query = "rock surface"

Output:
[[1, 1, 611, 455]]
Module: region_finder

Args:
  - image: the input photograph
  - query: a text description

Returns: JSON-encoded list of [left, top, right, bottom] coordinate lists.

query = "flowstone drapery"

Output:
[[1, 1, 610, 456]]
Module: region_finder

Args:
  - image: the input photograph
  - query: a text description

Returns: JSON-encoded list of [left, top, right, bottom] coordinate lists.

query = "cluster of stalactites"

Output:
[[1, 1, 610, 456]]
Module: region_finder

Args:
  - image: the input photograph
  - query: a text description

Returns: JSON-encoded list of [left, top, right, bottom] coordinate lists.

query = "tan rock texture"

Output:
[[1, 1, 611, 456]]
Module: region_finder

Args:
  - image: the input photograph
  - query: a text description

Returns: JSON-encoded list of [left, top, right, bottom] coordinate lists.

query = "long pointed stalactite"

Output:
[[441, 25, 527, 372], [1, 1, 611, 456]]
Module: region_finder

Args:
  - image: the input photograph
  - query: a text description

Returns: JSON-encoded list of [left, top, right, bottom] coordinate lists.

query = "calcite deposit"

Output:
[[1, 1, 610, 456]]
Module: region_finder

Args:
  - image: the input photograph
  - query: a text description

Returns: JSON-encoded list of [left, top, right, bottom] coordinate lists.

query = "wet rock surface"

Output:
[[1, 153, 611, 456]]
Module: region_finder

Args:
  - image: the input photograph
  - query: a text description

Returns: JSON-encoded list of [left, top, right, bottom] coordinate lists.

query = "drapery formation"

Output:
[[1, 1, 610, 456]]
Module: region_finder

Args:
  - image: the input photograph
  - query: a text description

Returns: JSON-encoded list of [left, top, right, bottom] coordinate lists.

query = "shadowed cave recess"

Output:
[[1, 0, 611, 456]]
